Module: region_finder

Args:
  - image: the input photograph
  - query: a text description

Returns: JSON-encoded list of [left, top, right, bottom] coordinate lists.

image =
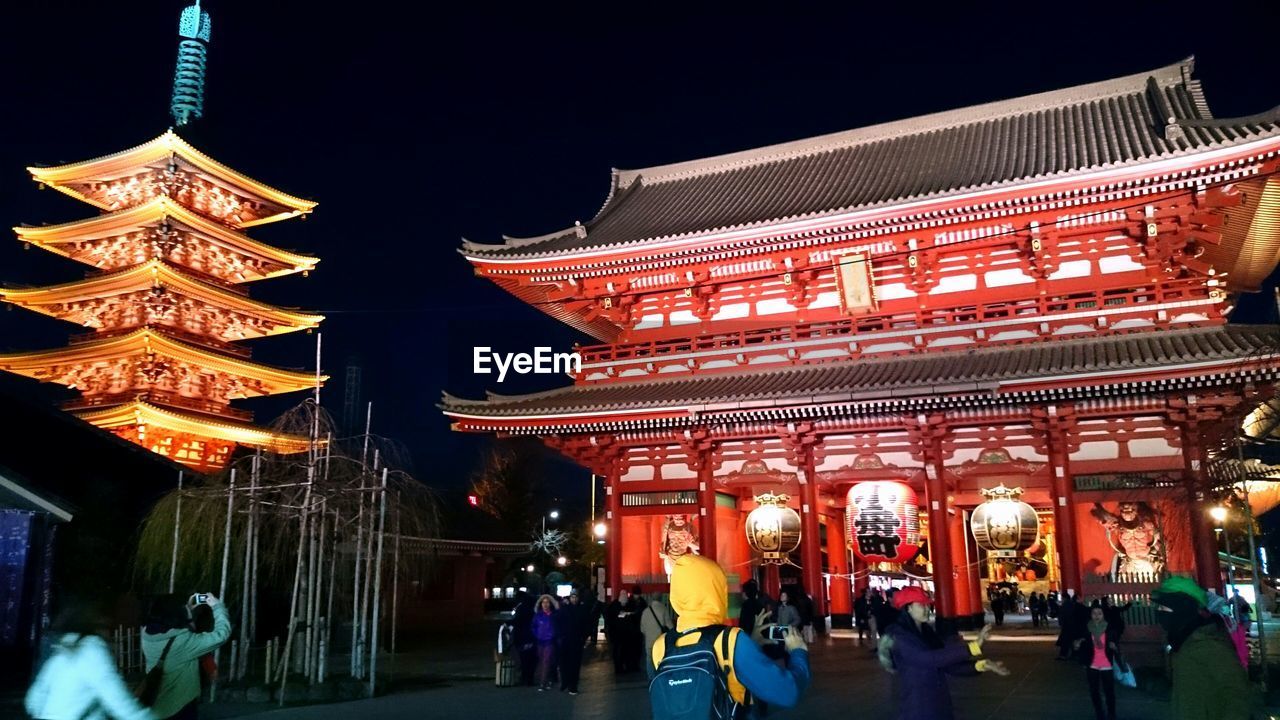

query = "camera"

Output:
[[765, 625, 790, 642]]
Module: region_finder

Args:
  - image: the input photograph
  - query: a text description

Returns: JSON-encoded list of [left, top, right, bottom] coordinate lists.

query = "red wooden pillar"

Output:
[[1046, 409, 1083, 598], [1181, 424, 1222, 593], [947, 506, 974, 620], [922, 439, 956, 619], [764, 563, 781, 599], [799, 455, 827, 619], [697, 459, 718, 566], [964, 510, 983, 615], [606, 471, 622, 599], [826, 513, 853, 627]]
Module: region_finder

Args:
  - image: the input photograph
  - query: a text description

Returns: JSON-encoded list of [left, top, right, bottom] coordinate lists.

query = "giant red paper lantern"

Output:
[[846, 481, 921, 564]]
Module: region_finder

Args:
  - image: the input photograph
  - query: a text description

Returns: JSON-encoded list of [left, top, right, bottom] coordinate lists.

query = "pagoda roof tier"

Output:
[[464, 57, 1280, 261], [0, 328, 324, 396], [442, 324, 1279, 429], [14, 197, 319, 281], [0, 259, 324, 339], [28, 130, 317, 227], [75, 400, 311, 455]]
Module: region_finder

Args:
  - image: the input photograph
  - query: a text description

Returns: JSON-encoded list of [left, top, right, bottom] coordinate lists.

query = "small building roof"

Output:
[[0, 259, 324, 338], [442, 324, 1279, 427], [0, 463, 74, 522], [465, 57, 1280, 260]]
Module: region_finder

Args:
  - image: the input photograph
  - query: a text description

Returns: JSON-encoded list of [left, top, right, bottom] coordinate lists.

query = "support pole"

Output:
[[169, 471, 184, 593], [249, 453, 261, 649], [799, 450, 826, 620], [351, 475, 365, 678], [606, 472, 622, 600], [219, 470, 237, 598], [1238, 436, 1268, 690], [240, 462, 255, 681], [1181, 423, 1222, 592], [278, 465, 315, 705], [1044, 406, 1083, 598], [369, 467, 389, 697], [391, 492, 400, 661], [697, 459, 718, 565]]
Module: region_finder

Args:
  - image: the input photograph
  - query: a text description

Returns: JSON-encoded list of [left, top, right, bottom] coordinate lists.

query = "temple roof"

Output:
[[29, 130, 317, 227], [14, 197, 319, 280], [464, 57, 1280, 260], [0, 259, 324, 337], [442, 324, 1279, 424], [0, 327, 324, 395], [74, 400, 312, 454]]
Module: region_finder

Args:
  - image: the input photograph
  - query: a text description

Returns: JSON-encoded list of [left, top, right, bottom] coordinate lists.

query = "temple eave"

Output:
[[27, 131, 317, 217], [0, 328, 326, 393], [442, 325, 1280, 431], [74, 400, 312, 454]]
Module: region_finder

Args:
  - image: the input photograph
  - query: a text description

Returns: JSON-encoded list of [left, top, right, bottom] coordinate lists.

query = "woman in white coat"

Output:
[[25, 599, 156, 720]]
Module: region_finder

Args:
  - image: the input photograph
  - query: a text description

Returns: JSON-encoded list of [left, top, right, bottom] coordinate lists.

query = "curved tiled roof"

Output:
[[465, 57, 1280, 260], [441, 324, 1280, 418]]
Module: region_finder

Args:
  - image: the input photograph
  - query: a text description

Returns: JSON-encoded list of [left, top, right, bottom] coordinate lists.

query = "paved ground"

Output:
[[210, 630, 1176, 720]]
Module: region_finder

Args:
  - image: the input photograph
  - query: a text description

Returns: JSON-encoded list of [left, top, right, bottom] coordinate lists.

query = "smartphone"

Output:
[[194, 593, 209, 605], [765, 625, 790, 641]]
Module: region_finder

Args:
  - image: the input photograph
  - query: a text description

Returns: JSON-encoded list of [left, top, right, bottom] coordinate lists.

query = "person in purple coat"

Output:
[[880, 587, 1009, 720], [531, 594, 559, 691]]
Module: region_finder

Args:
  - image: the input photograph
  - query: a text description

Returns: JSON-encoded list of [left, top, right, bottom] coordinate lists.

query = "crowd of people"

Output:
[[21, 567, 1272, 720]]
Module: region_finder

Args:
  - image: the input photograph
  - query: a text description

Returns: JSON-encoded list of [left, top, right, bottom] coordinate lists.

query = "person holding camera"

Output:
[[879, 586, 1008, 720], [141, 593, 231, 720], [649, 554, 810, 719]]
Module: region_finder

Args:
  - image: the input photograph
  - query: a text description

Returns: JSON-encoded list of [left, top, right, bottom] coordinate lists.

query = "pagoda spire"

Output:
[[170, 0, 212, 127]]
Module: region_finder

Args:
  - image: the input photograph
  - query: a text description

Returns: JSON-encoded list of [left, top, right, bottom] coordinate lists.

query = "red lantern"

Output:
[[846, 481, 921, 564]]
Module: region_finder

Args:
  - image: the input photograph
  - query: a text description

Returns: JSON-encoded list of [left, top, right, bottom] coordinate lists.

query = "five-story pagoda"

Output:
[[0, 3, 324, 472]]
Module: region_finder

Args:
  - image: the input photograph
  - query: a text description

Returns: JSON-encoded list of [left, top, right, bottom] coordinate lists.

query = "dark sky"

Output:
[[1, 3, 1278, 496]]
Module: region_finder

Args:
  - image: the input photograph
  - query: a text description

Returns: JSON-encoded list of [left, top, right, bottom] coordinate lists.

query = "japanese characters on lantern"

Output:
[[970, 484, 1040, 559], [744, 492, 802, 563], [846, 481, 921, 564]]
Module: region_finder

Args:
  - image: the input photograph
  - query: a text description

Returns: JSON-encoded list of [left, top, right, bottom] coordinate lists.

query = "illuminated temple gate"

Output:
[[443, 58, 1280, 627]]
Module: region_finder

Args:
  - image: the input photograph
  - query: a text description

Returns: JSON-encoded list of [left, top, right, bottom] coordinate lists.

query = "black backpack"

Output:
[[649, 625, 743, 720]]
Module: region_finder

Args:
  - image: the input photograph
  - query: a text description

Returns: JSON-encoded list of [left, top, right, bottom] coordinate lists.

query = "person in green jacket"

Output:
[[1151, 577, 1263, 720], [141, 593, 232, 720]]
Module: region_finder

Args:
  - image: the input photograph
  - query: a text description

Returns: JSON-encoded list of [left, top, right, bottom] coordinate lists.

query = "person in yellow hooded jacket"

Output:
[[650, 554, 811, 716]]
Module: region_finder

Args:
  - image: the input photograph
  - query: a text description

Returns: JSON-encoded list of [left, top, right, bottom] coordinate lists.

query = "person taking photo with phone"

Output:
[[879, 586, 1009, 720], [141, 593, 231, 720], [648, 554, 810, 719]]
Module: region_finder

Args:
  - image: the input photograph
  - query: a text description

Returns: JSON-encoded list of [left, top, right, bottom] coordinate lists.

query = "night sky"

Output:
[[1, 3, 1278, 499]]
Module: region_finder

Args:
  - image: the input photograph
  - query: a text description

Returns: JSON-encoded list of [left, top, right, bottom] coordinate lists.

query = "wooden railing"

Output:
[[576, 278, 1212, 375]]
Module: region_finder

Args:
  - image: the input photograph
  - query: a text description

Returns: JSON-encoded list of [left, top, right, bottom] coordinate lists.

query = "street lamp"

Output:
[[594, 522, 607, 542], [526, 564, 535, 573], [557, 556, 567, 567], [549, 509, 560, 521]]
